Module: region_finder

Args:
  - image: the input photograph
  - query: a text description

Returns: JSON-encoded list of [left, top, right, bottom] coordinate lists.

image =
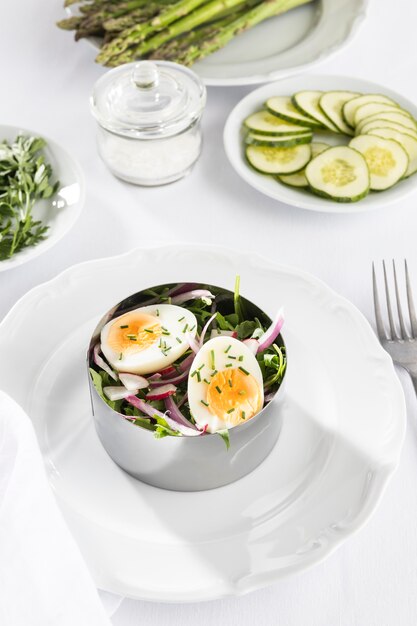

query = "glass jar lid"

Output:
[[90, 61, 206, 139]]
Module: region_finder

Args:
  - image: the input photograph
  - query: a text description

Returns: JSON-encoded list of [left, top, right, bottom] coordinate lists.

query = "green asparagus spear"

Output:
[[169, 0, 313, 66], [104, 0, 249, 65], [95, 0, 209, 64]]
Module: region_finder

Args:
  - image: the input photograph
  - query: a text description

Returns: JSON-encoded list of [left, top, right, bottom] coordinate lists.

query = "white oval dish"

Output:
[[66, 0, 368, 86], [0, 243, 405, 601], [223, 75, 417, 213], [0, 125, 85, 271]]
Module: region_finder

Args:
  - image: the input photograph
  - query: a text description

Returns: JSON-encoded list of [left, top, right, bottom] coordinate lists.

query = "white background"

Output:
[[1, 0, 417, 624]]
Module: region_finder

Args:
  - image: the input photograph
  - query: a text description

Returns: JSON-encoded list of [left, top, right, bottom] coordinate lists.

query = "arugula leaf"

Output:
[[236, 320, 258, 340], [88, 367, 121, 412], [215, 311, 235, 331]]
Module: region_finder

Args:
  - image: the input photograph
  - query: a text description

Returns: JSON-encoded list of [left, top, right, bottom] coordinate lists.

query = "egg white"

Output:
[[101, 304, 197, 375]]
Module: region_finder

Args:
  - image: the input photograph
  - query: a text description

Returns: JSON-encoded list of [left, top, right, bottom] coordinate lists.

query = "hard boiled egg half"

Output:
[[100, 304, 197, 375], [188, 336, 264, 433]]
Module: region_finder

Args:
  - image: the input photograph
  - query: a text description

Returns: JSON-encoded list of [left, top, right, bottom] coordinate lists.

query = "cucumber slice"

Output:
[[356, 111, 417, 134], [305, 146, 370, 202], [246, 144, 311, 175], [354, 103, 410, 127], [319, 91, 360, 135], [266, 96, 321, 129], [343, 94, 398, 128], [245, 131, 312, 147], [292, 91, 339, 132], [368, 128, 417, 177], [278, 142, 330, 188], [359, 119, 417, 139], [349, 135, 408, 190], [277, 170, 309, 188], [244, 111, 309, 136]]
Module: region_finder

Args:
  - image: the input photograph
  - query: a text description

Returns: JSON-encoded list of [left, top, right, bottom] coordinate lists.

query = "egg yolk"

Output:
[[107, 313, 162, 354], [206, 368, 262, 425]]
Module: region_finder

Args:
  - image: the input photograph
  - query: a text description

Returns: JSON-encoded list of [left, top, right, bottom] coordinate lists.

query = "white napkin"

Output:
[[0, 391, 114, 626]]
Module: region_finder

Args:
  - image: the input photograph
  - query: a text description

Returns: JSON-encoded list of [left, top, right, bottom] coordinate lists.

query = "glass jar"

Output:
[[90, 61, 207, 186]]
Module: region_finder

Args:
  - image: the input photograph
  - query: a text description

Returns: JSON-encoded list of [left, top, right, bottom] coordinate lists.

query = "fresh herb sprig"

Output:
[[0, 135, 58, 261]]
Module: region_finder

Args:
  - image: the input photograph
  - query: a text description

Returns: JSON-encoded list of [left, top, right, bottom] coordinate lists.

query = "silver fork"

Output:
[[373, 260, 417, 393]]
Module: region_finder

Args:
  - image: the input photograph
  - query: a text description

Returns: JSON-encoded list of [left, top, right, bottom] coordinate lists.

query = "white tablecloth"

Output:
[[1, 0, 417, 624]]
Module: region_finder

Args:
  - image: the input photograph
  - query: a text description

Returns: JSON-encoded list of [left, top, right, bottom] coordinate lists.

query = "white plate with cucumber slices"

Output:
[[223, 75, 417, 213]]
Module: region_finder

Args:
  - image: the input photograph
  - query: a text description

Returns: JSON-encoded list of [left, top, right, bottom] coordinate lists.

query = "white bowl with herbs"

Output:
[[223, 75, 417, 213]]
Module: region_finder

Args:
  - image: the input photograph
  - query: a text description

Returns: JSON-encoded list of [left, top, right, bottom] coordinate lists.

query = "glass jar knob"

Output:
[[132, 62, 159, 90]]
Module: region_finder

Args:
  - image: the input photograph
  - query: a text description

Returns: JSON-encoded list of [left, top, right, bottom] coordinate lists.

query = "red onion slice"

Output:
[[126, 396, 201, 436], [199, 312, 217, 346], [146, 384, 177, 400], [186, 332, 201, 355], [243, 338, 259, 354], [170, 290, 214, 305], [104, 386, 137, 401], [93, 344, 118, 381], [257, 308, 284, 353], [119, 373, 149, 391], [151, 369, 189, 387], [210, 329, 237, 340], [164, 395, 199, 430], [148, 373, 162, 382]]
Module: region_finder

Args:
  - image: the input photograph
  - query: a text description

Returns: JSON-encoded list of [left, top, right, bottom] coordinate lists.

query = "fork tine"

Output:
[[372, 262, 388, 340], [392, 259, 407, 340], [405, 260, 417, 339], [383, 260, 398, 340]]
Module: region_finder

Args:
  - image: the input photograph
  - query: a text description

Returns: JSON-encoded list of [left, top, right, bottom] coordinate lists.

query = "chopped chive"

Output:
[[128, 337, 137, 341], [211, 369, 218, 377], [210, 350, 215, 369], [225, 363, 233, 368], [161, 326, 168, 331], [156, 309, 160, 316], [228, 355, 237, 360], [239, 366, 250, 375], [182, 324, 188, 333], [178, 316, 185, 322], [203, 378, 210, 384], [224, 345, 232, 353], [238, 390, 246, 395], [197, 364, 205, 371], [227, 408, 235, 414], [242, 411, 246, 419], [119, 353, 123, 360], [120, 325, 128, 329], [200, 400, 209, 407], [196, 371, 201, 382], [228, 379, 233, 388], [176, 337, 182, 344], [144, 328, 153, 333], [238, 356, 244, 362], [162, 331, 170, 336], [191, 370, 197, 377], [215, 386, 222, 394]]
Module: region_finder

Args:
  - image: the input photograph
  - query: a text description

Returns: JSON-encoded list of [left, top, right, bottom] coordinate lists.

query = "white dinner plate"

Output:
[[66, 0, 368, 86], [224, 75, 417, 213], [0, 243, 405, 601], [0, 125, 85, 272]]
